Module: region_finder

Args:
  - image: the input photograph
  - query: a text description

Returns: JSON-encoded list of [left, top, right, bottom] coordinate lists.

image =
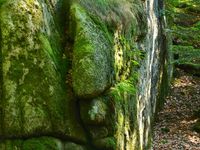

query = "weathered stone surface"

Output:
[[22, 137, 63, 150], [0, 138, 88, 150], [0, 0, 171, 149], [93, 137, 116, 150], [64, 142, 86, 150], [88, 126, 109, 140], [0, 140, 23, 150], [0, 137, 63, 150], [80, 97, 108, 125], [70, 3, 112, 99], [0, 0, 86, 142]]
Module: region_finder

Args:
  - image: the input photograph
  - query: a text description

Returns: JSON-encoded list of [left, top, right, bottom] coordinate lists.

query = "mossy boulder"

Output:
[[70, 3, 112, 99], [0, 138, 87, 150], [0, 0, 86, 141]]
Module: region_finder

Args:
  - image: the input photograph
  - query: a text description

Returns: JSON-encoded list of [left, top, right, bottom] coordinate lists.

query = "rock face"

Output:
[[0, 0, 171, 149], [71, 4, 112, 98]]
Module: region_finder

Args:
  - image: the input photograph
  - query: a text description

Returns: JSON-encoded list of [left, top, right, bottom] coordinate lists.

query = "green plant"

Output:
[[110, 72, 138, 102]]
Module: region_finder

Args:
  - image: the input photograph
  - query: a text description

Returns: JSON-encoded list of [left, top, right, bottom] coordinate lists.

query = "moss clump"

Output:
[[23, 137, 62, 150]]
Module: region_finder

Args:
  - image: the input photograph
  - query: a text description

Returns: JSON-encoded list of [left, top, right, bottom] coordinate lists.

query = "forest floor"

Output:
[[153, 69, 200, 150]]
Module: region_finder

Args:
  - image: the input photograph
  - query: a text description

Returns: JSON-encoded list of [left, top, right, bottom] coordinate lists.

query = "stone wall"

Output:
[[0, 0, 171, 149]]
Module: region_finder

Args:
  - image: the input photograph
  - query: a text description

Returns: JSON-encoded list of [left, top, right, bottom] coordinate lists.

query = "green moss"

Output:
[[23, 137, 62, 150], [0, 140, 23, 150], [110, 41, 141, 101], [110, 76, 137, 102], [38, 34, 61, 72], [79, 0, 146, 39], [71, 3, 112, 98], [156, 61, 170, 113], [0, 0, 6, 7], [167, 0, 200, 78], [93, 137, 116, 150], [0, 0, 71, 137], [80, 98, 108, 125], [89, 14, 113, 44], [166, 0, 200, 51], [172, 45, 200, 64], [38, 32, 67, 79], [64, 142, 86, 150]]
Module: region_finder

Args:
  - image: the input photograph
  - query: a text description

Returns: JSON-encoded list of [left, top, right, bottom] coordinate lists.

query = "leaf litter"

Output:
[[153, 69, 200, 150]]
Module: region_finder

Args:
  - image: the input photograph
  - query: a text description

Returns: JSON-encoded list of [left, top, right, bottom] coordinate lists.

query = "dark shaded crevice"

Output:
[[61, 1, 96, 149], [0, 133, 86, 145], [56, 0, 70, 80], [75, 98, 100, 150], [58, 0, 71, 34], [0, 22, 5, 136], [19, 101, 25, 135], [59, 0, 72, 49], [75, 84, 114, 101], [123, 117, 127, 150]]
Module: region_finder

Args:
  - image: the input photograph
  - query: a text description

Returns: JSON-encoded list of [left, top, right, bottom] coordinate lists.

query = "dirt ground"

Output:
[[153, 69, 200, 150]]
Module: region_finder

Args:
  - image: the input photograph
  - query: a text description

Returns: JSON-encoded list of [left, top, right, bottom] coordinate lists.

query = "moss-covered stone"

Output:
[[0, 0, 170, 149], [0, 140, 23, 150], [93, 137, 116, 150], [0, 138, 88, 150], [23, 137, 63, 150], [70, 3, 112, 98], [64, 142, 86, 150], [88, 126, 109, 140], [80, 97, 108, 125], [0, 0, 86, 142]]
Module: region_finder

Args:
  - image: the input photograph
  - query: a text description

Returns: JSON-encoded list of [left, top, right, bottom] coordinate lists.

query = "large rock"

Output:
[[0, 0, 86, 142], [0, 137, 87, 150], [0, 0, 171, 149], [70, 3, 112, 99], [22, 137, 63, 150]]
